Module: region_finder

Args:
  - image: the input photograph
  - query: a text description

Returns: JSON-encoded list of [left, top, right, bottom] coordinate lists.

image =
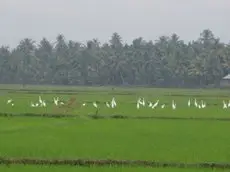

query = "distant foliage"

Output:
[[0, 30, 230, 87]]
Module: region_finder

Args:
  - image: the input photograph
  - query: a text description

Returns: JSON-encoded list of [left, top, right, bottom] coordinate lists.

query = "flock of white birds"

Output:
[[92, 97, 230, 110], [5, 96, 230, 110], [137, 98, 230, 109], [6, 96, 65, 108], [5, 96, 117, 109]]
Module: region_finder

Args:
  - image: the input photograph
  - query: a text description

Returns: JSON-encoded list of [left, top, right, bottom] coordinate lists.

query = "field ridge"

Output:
[[1, 112, 230, 122], [0, 157, 229, 169]]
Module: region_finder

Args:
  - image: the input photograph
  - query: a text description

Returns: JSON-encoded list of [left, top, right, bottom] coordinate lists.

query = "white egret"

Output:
[[93, 102, 98, 108], [152, 100, 159, 109], [172, 100, 176, 110]]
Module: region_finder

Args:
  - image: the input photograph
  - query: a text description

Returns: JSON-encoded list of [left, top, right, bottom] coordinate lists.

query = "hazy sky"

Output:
[[0, 0, 230, 47]]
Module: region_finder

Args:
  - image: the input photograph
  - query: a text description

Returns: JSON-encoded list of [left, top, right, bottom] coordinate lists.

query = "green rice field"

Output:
[[1, 84, 230, 171]]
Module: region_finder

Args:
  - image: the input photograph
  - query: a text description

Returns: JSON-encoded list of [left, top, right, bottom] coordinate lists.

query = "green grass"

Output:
[[1, 117, 230, 162]]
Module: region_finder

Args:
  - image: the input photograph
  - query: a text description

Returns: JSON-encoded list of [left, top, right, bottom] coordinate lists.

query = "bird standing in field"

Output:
[[93, 102, 98, 108], [152, 100, 159, 109], [106, 102, 110, 108], [172, 100, 176, 110], [136, 99, 140, 109], [188, 99, 191, 107], [7, 99, 13, 104], [111, 97, 117, 108]]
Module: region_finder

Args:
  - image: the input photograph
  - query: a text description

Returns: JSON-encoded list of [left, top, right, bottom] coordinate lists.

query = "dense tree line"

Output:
[[0, 29, 230, 87]]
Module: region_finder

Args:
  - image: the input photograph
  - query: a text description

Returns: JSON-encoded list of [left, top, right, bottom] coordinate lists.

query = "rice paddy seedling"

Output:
[[1, 85, 230, 171]]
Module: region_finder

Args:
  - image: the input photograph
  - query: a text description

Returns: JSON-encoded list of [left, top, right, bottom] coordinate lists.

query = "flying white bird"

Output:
[[223, 100, 227, 109], [138, 98, 145, 107], [53, 97, 59, 106], [228, 100, 230, 108]]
